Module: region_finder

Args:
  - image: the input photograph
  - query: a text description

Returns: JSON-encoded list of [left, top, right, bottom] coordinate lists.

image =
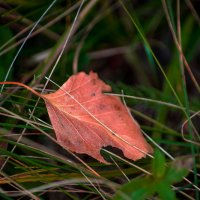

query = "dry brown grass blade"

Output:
[[162, 0, 200, 93]]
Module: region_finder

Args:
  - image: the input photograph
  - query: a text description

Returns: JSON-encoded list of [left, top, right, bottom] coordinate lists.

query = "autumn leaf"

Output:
[[0, 71, 153, 163], [42, 71, 153, 163]]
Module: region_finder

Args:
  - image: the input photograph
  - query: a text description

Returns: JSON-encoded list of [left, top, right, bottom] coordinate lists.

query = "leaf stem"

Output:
[[0, 82, 43, 98]]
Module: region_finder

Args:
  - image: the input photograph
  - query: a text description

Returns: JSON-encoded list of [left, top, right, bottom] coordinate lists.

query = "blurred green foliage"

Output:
[[114, 149, 188, 200]]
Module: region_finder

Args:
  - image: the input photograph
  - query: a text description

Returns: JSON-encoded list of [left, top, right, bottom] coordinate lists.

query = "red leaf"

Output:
[[0, 71, 153, 163], [42, 71, 153, 163]]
